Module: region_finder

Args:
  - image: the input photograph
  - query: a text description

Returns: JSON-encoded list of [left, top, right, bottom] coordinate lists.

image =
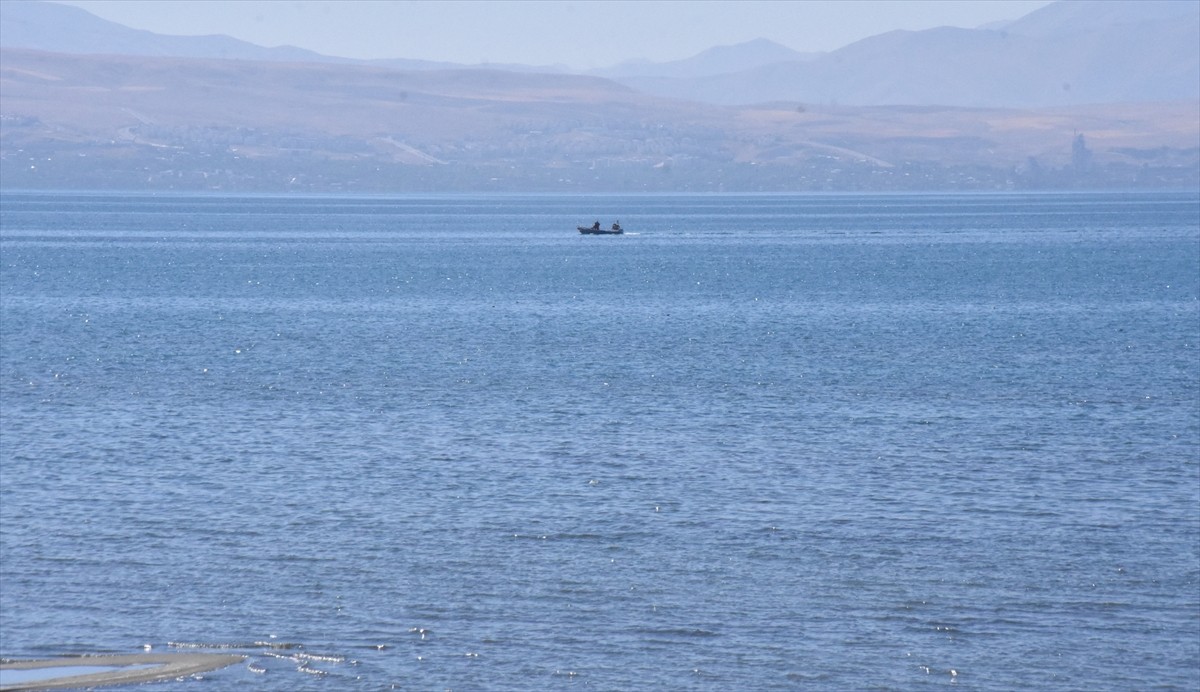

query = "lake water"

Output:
[[1, 191, 1197, 690]]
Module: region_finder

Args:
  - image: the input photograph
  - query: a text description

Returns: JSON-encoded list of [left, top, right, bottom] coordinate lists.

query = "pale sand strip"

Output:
[[0, 653, 244, 691]]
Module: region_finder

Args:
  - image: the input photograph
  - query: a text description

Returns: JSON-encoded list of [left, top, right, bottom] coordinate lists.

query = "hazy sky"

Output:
[[54, 0, 1055, 69]]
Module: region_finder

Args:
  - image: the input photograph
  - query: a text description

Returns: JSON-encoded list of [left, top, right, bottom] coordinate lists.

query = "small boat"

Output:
[[578, 222, 624, 235]]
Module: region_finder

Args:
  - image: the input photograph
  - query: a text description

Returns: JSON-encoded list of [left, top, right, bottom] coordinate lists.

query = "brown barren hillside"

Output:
[[2, 49, 1196, 192], [733, 103, 1200, 168]]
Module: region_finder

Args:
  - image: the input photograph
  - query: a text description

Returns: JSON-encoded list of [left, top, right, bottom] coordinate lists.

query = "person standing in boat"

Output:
[[592, 221, 601, 230]]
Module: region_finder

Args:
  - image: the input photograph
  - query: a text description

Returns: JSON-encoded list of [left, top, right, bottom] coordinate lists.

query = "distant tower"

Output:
[[1071, 133, 1092, 175]]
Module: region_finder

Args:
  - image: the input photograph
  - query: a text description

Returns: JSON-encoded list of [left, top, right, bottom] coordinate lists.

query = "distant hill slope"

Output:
[[0, 0, 352, 63], [2, 48, 1196, 192], [0, 0, 546, 71], [1001, 0, 1197, 38], [592, 39, 821, 80]]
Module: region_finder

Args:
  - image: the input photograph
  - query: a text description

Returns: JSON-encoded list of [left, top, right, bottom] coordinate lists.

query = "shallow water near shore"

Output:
[[1, 191, 1197, 690]]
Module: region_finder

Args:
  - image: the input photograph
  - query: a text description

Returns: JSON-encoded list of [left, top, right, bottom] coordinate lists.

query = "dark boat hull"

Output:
[[578, 226, 623, 235]]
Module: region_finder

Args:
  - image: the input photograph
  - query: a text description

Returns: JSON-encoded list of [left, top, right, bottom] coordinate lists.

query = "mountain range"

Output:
[[3, 0, 1197, 107], [1, 0, 1197, 193], [609, 0, 1200, 107]]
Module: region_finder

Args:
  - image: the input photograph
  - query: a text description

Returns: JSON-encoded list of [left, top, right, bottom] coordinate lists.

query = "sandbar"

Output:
[[0, 653, 244, 690]]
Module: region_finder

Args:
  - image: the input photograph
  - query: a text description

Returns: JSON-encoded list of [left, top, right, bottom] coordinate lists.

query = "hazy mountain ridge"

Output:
[[1001, 0, 1197, 38], [5, 0, 1197, 107], [0, 1, 565, 73], [1, 0, 1197, 192], [618, 1, 1200, 107], [0, 0, 352, 64]]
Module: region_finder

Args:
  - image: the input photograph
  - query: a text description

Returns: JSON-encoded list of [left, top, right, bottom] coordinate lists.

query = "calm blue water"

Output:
[[1, 192, 1197, 690]]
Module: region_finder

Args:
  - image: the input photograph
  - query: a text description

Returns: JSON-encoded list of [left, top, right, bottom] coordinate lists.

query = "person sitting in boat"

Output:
[[592, 221, 601, 230], [611, 221, 621, 231]]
